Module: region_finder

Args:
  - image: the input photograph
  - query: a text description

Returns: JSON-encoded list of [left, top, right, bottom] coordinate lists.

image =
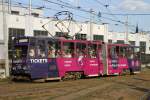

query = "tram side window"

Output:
[[88, 44, 97, 58], [110, 46, 118, 58], [55, 42, 61, 57], [48, 41, 57, 58], [134, 47, 140, 59], [28, 38, 36, 58], [37, 40, 46, 58], [126, 47, 134, 59], [119, 47, 126, 57], [127, 47, 140, 59], [63, 42, 74, 58], [28, 46, 35, 58], [76, 43, 87, 57]]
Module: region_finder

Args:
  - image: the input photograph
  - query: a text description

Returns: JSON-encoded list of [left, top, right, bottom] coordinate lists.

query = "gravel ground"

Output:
[[0, 68, 149, 100]]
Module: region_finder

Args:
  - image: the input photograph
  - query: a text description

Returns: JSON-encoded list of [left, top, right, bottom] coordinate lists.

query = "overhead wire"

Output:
[[10, 0, 93, 22], [42, 0, 139, 29], [11, 0, 147, 32], [94, 0, 144, 32]]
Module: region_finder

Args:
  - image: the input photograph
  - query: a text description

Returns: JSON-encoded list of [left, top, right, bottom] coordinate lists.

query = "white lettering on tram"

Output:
[[64, 61, 72, 63], [30, 59, 48, 63], [90, 60, 95, 63], [110, 64, 127, 67], [90, 64, 98, 66], [64, 64, 71, 67]]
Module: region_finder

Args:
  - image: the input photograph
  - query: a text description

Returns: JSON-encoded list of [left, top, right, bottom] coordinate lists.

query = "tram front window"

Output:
[[135, 47, 140, 59], [126, 47, 134, 59], [127, 47, 140, 59], [13, 46, 28, 59]]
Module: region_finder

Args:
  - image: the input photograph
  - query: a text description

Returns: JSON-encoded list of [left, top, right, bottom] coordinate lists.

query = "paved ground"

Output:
[[0, 68, 149, 100]]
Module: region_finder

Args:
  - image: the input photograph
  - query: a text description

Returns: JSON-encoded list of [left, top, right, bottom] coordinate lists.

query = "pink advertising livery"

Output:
[[11, 37, 141, 81]]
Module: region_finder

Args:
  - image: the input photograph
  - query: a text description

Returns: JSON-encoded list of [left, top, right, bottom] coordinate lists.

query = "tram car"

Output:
[[10, 37, 141, 81]]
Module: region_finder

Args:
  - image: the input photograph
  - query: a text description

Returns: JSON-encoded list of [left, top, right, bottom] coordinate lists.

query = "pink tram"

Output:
[[10, 37, 141, 81]]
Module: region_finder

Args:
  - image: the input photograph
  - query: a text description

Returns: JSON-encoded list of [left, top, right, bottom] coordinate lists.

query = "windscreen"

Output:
[[13, 45, 28, 59]]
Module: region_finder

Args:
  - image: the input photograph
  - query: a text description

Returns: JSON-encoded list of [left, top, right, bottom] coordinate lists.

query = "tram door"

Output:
[[47, 40, 59, 78], [29, 38, 48, 79], [101, 43, 108, 75], [127, 47, 141, 73]]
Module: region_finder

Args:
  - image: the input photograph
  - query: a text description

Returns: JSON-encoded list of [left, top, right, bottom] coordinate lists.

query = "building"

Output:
[[0, 1, 150, 78]]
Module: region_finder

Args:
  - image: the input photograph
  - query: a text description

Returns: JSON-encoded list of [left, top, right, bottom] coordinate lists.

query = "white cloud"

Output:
[[119, 0, 150, 11], [67, 0, 75, 3]]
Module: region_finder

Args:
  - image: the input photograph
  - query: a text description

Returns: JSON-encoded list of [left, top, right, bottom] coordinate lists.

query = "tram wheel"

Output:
[[74, 72, 82, 80], [63, 72, 82, 81], [63, 73, 70, 81]]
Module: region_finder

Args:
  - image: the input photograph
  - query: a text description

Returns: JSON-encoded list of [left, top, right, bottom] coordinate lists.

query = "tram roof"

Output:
[[108, 43, 140, 48], [14, 36, 103, 44], [108, 43, 129, 46]]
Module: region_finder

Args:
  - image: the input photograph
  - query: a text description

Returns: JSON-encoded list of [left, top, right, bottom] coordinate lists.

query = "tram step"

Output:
[[45, 77, 61, 81]]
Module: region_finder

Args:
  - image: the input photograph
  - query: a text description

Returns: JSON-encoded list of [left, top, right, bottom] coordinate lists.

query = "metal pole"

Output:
[[28, 0, 32, 35], [3, 0, 9, 77], [126, 15, 129, 44], [8, 0, 11, 14], [90, 9, 93, 41], [29, 0, 32, 16]]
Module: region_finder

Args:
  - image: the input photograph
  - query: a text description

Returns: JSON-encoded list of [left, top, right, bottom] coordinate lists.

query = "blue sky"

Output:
[[12, 0, 150, 32]]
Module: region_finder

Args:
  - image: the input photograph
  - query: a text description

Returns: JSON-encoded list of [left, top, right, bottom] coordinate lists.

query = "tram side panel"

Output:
[[104, 44, 129, 75], [127, 59, 141, 73], [118, 57, 128, 70], [28, 59, 48, 79], [82, 42, 104, 77], [83, 58, 102, 77], [108, 58, 121, 75], [126, 46, 141, 73], [56, 57, 83, 78], [47, 58, 59, 78], [107, 57, 128, 75]]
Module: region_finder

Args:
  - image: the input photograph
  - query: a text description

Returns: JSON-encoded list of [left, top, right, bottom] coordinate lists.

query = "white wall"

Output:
[[0, 45, 6, 59], [108, 32, 125, 43], [0, 12, 4, 41], [0, 4, 150, 62], [7, 14, 25, 28]]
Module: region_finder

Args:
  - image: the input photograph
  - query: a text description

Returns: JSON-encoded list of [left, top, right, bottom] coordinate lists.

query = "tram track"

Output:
[[0, 79, 109, 99], [0, 68, 149, 100]]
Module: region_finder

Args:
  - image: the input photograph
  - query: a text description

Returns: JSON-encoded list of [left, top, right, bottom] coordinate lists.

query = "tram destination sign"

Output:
[[19, 39, 28, 43]]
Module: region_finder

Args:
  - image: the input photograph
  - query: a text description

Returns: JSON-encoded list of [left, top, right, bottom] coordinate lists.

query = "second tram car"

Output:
[[10, 37, 141, 81]]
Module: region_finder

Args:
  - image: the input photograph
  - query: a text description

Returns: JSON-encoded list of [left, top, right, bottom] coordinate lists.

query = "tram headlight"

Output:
[[23, 65, 31, 70], [17, 65, 22, 69], [24, 65, 31, 73], [12, 67, 16, 70], [22, 66, 27, 70]]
